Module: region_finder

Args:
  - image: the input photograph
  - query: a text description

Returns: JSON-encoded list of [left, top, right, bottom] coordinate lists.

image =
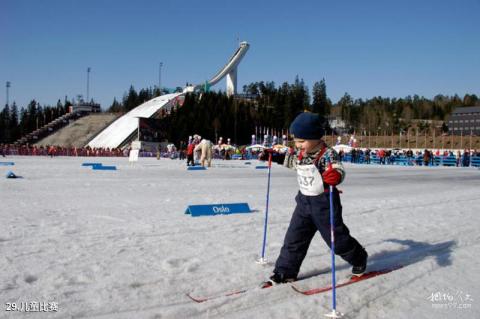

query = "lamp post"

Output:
[[234, 97, 238, 144], [86, 67, 91, 102], [6, 81, 10, 107], [159, 62, 163, 93]]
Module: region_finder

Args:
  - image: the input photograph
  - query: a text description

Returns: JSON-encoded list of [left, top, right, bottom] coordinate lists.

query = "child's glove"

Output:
[[322, 168, 341, 186]]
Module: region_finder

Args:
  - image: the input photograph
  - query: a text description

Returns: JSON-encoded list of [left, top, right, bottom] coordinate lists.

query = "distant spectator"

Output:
[[48, 145, 57, 158], [179, 149, 186, 161], [379, 149, 386, 165], [225, 149, 231, 160], [241, 147, 246, 160], [365, 149, 371, 164], [358, 149, 364, 163], [423, 149, 430, 166], [389, 151, 395, 165], [406, 149, 413, 160], [462, 149, 470, 167], [351, 148, 356, 163], [186, 143, 195, 166]]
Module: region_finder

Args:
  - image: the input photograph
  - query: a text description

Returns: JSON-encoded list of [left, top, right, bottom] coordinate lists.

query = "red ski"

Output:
[[187, 268, 332, 303], [292, 266, 403, 295], [186, 282, 277, 303], [186, 288, 249, 303]]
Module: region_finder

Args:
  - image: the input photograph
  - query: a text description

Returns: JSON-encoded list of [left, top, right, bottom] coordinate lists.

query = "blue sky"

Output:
[[1, 0, 479, 109]]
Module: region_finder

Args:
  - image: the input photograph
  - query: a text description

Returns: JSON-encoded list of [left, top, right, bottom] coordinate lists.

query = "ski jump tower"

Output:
[[87, 41, 250, 149], [184, 41, 250, 96], [205, 41, 249, 96]]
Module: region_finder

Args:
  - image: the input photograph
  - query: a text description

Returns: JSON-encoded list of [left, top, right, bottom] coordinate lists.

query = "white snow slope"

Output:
[[1, 157, 479, 319]]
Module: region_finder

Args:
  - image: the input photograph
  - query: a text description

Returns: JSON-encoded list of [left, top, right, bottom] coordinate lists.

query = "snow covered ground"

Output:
[[1, 156, 479, 319]]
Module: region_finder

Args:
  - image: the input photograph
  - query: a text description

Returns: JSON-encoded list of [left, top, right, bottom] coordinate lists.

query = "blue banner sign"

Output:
[[187, 166, 206, 170], [92, 165, 117, 170], [0, 162, 15, 166], [82, 162, 102, 167], [185, 203, 252, 217]]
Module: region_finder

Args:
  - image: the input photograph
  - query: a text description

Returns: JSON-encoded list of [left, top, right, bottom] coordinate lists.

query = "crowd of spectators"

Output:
[[2, 142, 479, 168], [338, 148, 480, 167], [0, 144, 126, 157]]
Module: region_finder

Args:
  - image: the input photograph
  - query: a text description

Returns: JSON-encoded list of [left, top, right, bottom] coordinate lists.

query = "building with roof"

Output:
[[446, 106, 480, 135]]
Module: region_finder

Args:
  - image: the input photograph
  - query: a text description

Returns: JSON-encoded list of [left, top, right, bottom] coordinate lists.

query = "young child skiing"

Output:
[[264, 112, 367, 286]]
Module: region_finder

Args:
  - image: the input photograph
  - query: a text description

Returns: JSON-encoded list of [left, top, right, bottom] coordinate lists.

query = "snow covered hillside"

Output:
[[1, 157, 479, 319]]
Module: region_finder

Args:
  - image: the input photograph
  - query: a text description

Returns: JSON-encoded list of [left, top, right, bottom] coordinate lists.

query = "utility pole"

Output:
[[87, 67, 91, 102], [6, 81, 11, 106], [159, 62, 163, 93], [234, 97, 237, 144]]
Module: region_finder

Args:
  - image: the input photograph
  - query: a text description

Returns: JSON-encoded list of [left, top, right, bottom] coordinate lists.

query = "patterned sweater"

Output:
[[283, 142, 346, 185]]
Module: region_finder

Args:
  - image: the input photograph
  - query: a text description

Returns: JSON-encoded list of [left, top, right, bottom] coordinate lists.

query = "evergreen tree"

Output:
[[108, 98, 123, 112], [9, 102, 19, 141], [339, 93, 353, 125], [19, 107, 27, 136], [0, 105, 10, 142], [463, 94, 479, 106], [56, 99, 64, 113], [153, 87, 162, 97], [312, 79, 330, 117], [123, 85, 138, 111], [138, 88, 151, 105], [26, 100, 38, 132]]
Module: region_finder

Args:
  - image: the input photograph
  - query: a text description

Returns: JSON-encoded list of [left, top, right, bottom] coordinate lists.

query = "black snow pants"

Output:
[[187, 154, 194, 166], [274, 189, 366, 278]]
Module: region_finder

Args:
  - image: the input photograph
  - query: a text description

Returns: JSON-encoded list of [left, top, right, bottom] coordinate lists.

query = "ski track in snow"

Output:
[[0, 156, 479, 319]]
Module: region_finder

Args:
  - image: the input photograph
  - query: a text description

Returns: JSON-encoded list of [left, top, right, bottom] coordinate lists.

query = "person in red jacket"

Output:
[[48, 145, 57, 158], [186, 143, 195, 166]]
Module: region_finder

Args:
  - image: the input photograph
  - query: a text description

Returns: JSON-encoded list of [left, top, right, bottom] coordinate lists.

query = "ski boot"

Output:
[[261, 273, 297, 288]]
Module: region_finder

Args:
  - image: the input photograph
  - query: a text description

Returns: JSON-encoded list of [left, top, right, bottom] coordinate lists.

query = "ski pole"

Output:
[[257, 152, 272, 265], [325, 161, 343, 318]]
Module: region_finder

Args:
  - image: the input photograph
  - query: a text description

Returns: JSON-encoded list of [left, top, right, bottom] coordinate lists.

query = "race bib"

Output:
[[296, 164, 324, 196]]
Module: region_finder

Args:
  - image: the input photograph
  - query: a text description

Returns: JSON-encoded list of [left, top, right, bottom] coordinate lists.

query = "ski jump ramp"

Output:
[[87, 41, 249, 149], [87, 93, 183, 149]]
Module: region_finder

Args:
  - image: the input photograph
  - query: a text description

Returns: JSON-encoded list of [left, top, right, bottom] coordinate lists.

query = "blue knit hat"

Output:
[[289, 112, 325, 140]]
